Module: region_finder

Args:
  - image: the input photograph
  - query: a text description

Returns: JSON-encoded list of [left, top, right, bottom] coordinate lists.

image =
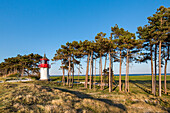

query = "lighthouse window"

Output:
[[41, 60, 45, 64]]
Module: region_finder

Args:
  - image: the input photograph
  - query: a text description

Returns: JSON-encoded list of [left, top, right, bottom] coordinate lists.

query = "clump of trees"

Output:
[[137, 6, 169, 96], [0, 53, 42, 77], [53, 6, 169, 96]]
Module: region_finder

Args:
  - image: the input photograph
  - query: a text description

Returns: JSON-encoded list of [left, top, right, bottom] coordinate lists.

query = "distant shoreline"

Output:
[[50, 73, 170, 77]]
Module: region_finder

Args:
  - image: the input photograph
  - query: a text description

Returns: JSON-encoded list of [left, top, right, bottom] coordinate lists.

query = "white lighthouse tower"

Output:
[[39, 54, 50, 80]]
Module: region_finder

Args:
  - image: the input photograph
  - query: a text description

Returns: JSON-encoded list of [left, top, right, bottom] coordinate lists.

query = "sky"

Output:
[[0, 0, 169, 75]]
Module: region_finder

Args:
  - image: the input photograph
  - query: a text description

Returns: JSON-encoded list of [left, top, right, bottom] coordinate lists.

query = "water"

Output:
[[50, 73, 170, 77]]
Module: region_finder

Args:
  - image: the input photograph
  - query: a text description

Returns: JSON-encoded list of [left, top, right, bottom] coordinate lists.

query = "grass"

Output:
[[50, 75, 170, 91], [51, 75, 170, 81], [0, 83, 125, 113], [0, 77, 28, 82], [0, 75, 170, 112]]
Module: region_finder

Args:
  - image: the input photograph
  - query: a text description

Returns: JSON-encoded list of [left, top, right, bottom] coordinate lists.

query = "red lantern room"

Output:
[[39, 54, 50, 68]]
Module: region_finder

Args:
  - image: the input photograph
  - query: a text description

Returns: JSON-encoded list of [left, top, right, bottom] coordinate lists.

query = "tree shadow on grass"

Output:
[[54, 87, 126, 111], [130, 80, 170, 95], [133, 82, 151, 94], [130, 80, 152, 94]]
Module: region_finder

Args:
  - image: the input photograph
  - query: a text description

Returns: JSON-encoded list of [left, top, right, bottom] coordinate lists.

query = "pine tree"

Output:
[[95, 32, 108, 90], [147, 6, 169, 96], [137, 25, 156, 94], [111, 24, 126, 92]]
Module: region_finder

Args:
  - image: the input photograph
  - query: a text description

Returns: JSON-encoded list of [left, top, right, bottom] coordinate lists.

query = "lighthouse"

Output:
[[39, 54, 50, 80]]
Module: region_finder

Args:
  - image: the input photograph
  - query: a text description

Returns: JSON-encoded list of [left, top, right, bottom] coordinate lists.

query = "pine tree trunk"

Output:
[[100, 53, 103, 90], [164, 46, 169, 94], [94, 57, 96, 89], [77, 59, 81, 86], [109, 50, 112, 92], [164, 59, 167, 94], [21, 67, 24, 77], [67, 71, 69, 85], [89, 51, 93, 89], [72, 61, 74, 88], [61, 61, 65, 86], [154, 45, 157, 96], [104, 54, 107, 70], [112, 55, 114, 89], [92, 52, 94, 88], [159, 41, 162, 97], [99, 58, 101, 82], [127, 52, 130, 92], [14, 68, 17, 73], [15, 68, 18, 77], [68, 56, 71, 87], [125, 49, 129, 92], [85, 54, 90, 88], [104, 54, 107, 86], [62, 68, 65, 86], [77, 66, 79, 86], [119, 50, 122, 92], [151, 46, 154, 94], [110, 54, 113, 88]]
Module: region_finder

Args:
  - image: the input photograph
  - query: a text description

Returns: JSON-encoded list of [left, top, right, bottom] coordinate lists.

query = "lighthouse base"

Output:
[[40, 68, 50, 80]]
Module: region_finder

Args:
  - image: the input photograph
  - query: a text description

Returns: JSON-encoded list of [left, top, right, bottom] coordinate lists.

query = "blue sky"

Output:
[[0, 0, 169, 75]]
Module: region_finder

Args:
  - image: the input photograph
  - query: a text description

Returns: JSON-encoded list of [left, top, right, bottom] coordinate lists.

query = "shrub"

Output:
[[29, 75, 40, 80], [8, 73, 20, 77]]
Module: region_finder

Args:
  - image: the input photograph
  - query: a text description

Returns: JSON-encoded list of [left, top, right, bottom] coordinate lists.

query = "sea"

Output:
[[50, 73, 170, 77]]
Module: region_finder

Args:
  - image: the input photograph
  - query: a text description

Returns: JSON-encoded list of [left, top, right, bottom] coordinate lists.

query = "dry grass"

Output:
[[0, 81, 169, 113], [0, 83, 124, 113]]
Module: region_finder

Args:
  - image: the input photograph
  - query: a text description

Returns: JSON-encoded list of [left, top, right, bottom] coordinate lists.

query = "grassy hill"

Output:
[[0, 75, 170, 112]]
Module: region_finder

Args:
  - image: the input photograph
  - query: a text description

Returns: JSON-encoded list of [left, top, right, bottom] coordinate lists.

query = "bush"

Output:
[[8, 73, 20, 77], [28, 75, 40, 80]]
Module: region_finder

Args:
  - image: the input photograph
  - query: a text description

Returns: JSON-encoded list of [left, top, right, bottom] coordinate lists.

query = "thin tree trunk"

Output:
[[14, 68, 17, 73], [67, 71, 69, 85], [100, 53, 103, 90], [119, 50, 122, 92], [159, 41, 162, 97], [21, 67, 24, 77], [77, 59, 81, 86], [164, 59, 167, 94], [72, 60, 74, 88], [109, 50, 112, 92], [104, 54, 107, 69], [5, 69, 7, 77], [99, 57, 101, 82], [92, 52, 94, 88], [125, 49, 129, 92], [77, 66, 79, 86], [164, 45, 169, 94], [94, 58, 96, 89], [89, 51, 93, 89], [111, 53, 113, 81], [154, 44, 157, 96], [68, 56, 71, 87], [15, 68, 18, 77], [104, 54, 107, 86], [151, 46, 154, 94], [85, 54, 90, 88], [61, 61, 65, 86], [127, 52, 129, 92], [62, 69, 65, 86]]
